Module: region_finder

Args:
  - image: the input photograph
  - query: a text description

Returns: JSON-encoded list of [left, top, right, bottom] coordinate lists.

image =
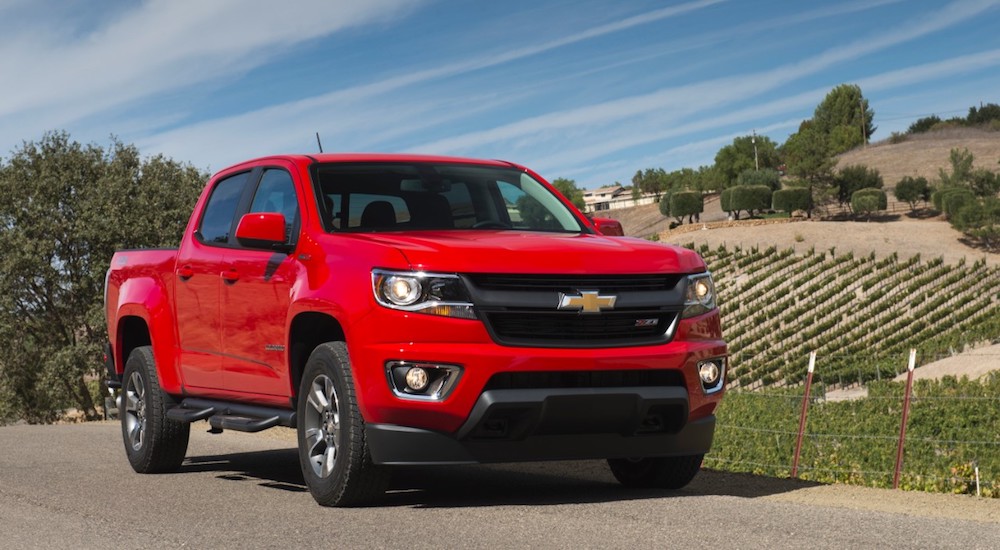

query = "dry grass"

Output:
[[838, 127, 1000, 188]]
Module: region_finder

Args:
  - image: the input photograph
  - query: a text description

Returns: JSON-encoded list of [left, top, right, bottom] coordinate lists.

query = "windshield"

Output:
[[312, 163, 585, 233]]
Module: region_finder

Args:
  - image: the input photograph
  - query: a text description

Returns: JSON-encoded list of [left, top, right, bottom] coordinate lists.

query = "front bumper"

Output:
[[366, 385, 715, 465]]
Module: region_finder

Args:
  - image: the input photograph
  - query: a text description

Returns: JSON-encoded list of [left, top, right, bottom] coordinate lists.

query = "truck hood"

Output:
[[349, 230, 706, 274]]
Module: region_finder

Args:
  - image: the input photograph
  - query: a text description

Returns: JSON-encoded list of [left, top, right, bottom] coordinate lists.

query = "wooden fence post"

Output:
[[893, 349, 917, 489], [791, 351, 816, 478]]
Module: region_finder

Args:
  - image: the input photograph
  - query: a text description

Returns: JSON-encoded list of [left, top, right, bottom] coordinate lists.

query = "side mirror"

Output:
[[592, 217, 624, 236], [235, 212, 289, 250]]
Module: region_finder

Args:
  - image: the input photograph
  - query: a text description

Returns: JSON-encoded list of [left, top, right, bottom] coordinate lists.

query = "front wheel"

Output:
[[120, 346, 190, 473], [608, 454, 704, 490], [297, 342, 390, 507]]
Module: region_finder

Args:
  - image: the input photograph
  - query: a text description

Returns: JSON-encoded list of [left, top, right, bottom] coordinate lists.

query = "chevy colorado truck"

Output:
[[104, 154, 726, 506]]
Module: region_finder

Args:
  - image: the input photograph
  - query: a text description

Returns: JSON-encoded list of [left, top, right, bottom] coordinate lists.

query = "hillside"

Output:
[[837, 127, 1000, 187]]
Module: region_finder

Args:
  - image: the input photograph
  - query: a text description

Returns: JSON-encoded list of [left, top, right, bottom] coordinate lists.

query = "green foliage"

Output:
[[908, 115, 941, 134], [781, 125, 834, 182], [729, 185, 772, 217], [967, 102, 1000, 125], [632, 168, 668, 200], [710, 375, 1000, 496], [939, 147, 975, 188], [0, 132, 207, 423], [549, 177, 585, 210], [736, 168, 781, 190], [720, 187, 737, 218], [939, 188, 976, 218], [668, 191, 704, 223], [699, 243, 1000, 390], [851, 188, 887, 218], [772, 187, 813, 215], [952, 197, 1000, 249], [835, 164, 883, 206], [894, 176, 931, 210], [812, 84, 876, 151], [714, 134, 780, 187], [968, 169, 1000, 198]]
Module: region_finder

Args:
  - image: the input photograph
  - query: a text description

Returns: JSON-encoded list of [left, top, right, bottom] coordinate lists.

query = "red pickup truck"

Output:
[[105, 154, 726, 506]]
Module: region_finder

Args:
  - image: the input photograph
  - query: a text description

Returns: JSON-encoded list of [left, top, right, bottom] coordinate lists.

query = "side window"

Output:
[[249, 169, 299, 244], [199, 172, 249, 244]]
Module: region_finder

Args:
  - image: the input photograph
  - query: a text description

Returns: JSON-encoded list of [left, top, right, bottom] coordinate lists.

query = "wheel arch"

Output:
[[288, 311, 346, 406]]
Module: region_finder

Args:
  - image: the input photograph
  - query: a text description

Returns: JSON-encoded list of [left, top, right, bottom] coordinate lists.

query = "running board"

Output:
[[167, 397, 296, 432]]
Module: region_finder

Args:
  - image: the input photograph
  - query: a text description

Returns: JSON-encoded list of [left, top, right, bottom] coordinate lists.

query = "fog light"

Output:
[[697, 358, 726, 394], [405, 367, 429, 391], [699, 362, 720, 385]]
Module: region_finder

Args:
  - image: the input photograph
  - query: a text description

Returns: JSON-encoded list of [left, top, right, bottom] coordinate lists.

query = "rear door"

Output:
[[175, 170, 252, 390]]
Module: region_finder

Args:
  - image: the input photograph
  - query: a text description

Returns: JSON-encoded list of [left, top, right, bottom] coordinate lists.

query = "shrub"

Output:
[[851, 188, 887, 218], [968, 169, 1000, 197], [908, 115, 941, 134], [668, 191, 704, 223], [736, 168, 781, 190], [894, 176, 930, 210], [730, 185, 772, 217], [772, 187, 813, 216], [888, 131, 907, 144], [938, 188, 976, 218], [952, 197, 1000, 231], [835, 164, 883, 205]]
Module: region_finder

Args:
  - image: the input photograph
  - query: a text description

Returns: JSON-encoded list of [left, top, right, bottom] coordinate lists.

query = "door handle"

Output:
[[221, 269, 240, 284], [176, 265, 194, 280]]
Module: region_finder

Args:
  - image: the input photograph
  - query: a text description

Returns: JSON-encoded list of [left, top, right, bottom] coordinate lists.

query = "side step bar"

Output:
[[167, 397, 296, 433]]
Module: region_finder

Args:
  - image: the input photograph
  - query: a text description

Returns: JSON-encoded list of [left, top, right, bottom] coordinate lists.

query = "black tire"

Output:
[[120, 346, 190, 473], [608, 454, 704, 490], [297, 342, 390, 507]]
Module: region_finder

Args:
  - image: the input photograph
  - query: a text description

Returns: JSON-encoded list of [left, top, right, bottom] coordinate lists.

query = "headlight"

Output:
[[682, 272, 716, 318], [372, 269, 476, 319]]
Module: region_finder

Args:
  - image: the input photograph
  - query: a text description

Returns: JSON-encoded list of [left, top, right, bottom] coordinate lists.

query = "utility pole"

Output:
[[752, 129, 759, 171], [859, 96, 868, 147]]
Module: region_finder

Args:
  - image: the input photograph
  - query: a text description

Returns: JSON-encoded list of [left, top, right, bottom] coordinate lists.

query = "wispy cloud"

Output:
[[0, 0, 421, 133]]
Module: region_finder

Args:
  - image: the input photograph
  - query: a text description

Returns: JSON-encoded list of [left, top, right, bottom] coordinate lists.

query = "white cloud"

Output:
[[0, 0, 421, 130]]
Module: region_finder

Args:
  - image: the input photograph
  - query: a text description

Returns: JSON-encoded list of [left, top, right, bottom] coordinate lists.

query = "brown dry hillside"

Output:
[[837, 127, 1000, 187]]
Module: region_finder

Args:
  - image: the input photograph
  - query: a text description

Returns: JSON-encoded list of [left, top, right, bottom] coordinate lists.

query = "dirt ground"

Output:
[[661, 217, 1000, 267]]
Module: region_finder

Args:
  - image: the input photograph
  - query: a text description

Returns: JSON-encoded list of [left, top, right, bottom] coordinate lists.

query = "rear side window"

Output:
[[199, 172, 249, 244]]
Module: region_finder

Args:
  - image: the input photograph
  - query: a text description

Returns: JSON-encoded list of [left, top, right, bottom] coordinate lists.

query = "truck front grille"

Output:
[[481, 308, 677, 347], [463, 273, 686, 348]]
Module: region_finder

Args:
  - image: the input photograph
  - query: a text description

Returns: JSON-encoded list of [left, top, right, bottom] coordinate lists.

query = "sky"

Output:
[[2, 0, 999, 189]]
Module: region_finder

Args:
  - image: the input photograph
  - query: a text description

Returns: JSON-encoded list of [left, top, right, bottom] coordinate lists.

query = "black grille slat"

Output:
[[469, 274, 681, 293], [484, 310, 676, 343]]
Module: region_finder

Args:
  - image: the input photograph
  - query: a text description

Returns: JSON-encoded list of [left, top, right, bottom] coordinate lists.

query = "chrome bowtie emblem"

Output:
[[558, 291, 617, 313]]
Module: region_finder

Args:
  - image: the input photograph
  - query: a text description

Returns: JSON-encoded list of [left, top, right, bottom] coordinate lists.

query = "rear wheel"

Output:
[[121, 346, 190, 473], [297, 342, 389, 507], [608, 454, 704, 490]]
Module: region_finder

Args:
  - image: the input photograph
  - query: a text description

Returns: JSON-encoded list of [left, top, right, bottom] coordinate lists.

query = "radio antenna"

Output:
[[315, 132, 324, 153]]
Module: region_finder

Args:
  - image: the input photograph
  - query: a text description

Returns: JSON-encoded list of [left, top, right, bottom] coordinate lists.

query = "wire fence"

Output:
[[707, 351, 1000, 498]]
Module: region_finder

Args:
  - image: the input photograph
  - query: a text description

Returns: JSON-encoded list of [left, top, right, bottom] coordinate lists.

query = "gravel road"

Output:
[[1, 422, 998, 549]]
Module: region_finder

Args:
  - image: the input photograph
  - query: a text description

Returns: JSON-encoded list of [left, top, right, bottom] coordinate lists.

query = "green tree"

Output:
[[632, 168, 668, 201], [736, 167, 781, 190], [894, 176, 931, 210], [0, 132, 206, 423], [851, 188, 887, 220], [939, 148, 975, 187], [550, 177, 585, 210], [772, 187, 814, 217], [908, 115, 941, 134], [781, 124, 835, 183], [730, 185, 772, 218], [812, 84, 875, 153], [665, 191, 704, 224], [968, 169, 1000, 198], [835, 165, 883, 207], [713, 134, 780, 187], [967, 103, 1000, 125]]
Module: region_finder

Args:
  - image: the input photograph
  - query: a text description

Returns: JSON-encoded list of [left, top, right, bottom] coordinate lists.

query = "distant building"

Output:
[[583, 184, 657, 213]]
